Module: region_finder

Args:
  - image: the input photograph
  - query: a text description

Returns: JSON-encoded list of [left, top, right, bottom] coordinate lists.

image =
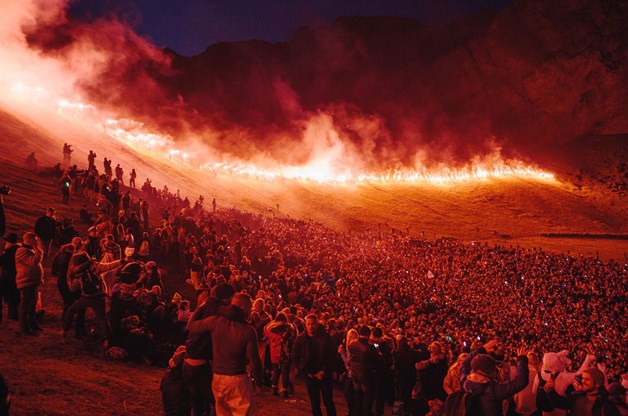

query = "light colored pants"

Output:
[[212, 373, 257, 416]]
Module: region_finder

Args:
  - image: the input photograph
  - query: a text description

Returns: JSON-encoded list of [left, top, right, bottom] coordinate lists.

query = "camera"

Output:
[[0, 185, 10, 195]]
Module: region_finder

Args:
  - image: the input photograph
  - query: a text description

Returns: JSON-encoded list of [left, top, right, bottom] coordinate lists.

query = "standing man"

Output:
[[34, 207, 57, 258], [88, 150, 97, 170], [349, 325, 379, 416], [129, 168, 137, 189], [15, 232, 45, 335], [51, 237, 82, 321], [292, 314, 337, 416], [187, 292, 263, 416], [64, 249, 123, 344], [115, 164, 124, 186]]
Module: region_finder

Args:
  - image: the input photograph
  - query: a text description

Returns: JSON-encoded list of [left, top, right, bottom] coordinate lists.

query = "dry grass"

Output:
[[0, 106, 625, 415]]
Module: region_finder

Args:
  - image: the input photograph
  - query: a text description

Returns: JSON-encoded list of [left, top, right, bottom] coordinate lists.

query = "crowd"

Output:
[[0, 143, 626, 416]]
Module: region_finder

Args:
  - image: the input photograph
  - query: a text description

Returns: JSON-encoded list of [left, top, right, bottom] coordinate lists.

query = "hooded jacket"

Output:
[[460, 348, 529, 416], [15, 244, 44, 289]]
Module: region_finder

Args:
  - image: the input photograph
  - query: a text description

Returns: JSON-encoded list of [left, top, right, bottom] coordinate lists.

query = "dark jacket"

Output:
[[34, 215, 56, 242], [292, 325, 337, 378], [348, 338, 380, 385], [0, 244, 18, 286], [185, 297, 224, 361], [461, 348, 529, 416]]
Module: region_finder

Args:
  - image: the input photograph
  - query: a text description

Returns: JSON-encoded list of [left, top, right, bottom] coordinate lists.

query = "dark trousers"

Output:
[[352, 381, 375, 416], [18, 285, 38, 333], [161, 368, 190, 416], [57, 279, 85, 335], [344, 376, 355, 416], [0, 279, 19, 321], [271, 361, 291, 391], [182, 362, 214, 416], [64, 295, 107, 338], [305, 375, 336, 416]]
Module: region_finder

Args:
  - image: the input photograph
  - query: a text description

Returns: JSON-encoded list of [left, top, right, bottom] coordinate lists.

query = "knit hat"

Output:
[[471, 354, 497, 378], [358, 325, 371, 337], [213, 283, 235, 300], [542, 351, 572, 377], [583, 368, 605, 387], [3, 233, 18, 244]]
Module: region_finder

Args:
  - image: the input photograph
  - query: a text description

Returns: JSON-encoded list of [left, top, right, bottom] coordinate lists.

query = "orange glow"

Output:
[[7, 81, 555, 185]]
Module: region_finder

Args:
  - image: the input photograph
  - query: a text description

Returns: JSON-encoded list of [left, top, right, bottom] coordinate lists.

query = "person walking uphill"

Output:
[[292, 314, 338, 416], [15, 232, 45, 335]]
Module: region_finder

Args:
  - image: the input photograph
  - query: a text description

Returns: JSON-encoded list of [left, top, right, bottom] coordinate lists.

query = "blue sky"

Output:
[[71, 0, 516, 56]]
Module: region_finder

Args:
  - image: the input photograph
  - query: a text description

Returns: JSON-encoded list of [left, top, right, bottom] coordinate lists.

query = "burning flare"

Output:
[[8, 81, 555, 185]]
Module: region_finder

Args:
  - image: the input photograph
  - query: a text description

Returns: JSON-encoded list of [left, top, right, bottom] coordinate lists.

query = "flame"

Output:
[[7, 81, 555, 185]]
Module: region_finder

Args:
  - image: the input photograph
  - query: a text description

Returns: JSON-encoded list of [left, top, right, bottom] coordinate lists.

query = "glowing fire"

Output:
[[8, 82, 555, 185]]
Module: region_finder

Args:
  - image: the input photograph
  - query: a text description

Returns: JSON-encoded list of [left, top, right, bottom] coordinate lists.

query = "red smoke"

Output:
[[14, 0, 628, 172]]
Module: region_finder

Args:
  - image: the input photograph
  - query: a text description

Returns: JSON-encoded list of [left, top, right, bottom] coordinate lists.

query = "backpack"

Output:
[[442, 390, 478, 416], [79, 268, 106, 296]]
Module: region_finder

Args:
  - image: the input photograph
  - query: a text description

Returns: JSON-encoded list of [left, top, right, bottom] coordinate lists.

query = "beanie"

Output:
[[583, 368, 605, 387], [3, 233, 18, 244], [471, 354, 497, 378], [358, 325, 371, 337], [214, 283, 235, 300]]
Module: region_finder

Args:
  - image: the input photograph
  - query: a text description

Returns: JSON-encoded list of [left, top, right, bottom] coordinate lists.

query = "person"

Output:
[[187, 292, 263, 416], [183, 282, 236, 416], [393, 335, 421, 410], [264, 311, 296, 398], [25, 152, 38, 169], [460, 340, 530, 416], [115, 164, 124, 186], [129, 168, 137, 189], [292, 314, 337, 416], [513, 351, 541, 416], [0, 186, 7, 237], [537, 367, 621, 416], [348, 325, 379, 416], [51, 237, 82, 322], [88, 150, 97, 170], [15, 232, 45, 335], [415, 340, 448, 402], [443, 352, 469, 396], [339, 328, 358, 416], [63, 143, 73, 164], [0, 371, 10, 416], [0, 233, 20, 323], [136, 261, 163, 290], [160, 345, 191, 416], [58, 172, 71, 204], [371, 326, 394, 416], [63, 248, 123, 344], [34, 207, 57, 258]]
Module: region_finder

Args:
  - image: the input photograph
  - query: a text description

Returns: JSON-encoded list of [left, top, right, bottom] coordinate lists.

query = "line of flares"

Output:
[[9, 82, 555, 185]]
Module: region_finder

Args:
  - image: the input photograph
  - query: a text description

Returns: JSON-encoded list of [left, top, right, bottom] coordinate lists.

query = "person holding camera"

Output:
[[58, 172, 72, 204], [537, 367, 621, 415]]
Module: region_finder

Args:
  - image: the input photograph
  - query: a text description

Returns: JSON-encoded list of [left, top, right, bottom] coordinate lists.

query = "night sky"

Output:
[[70, 0, 517, 56]]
